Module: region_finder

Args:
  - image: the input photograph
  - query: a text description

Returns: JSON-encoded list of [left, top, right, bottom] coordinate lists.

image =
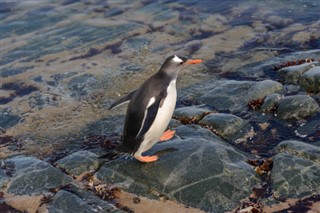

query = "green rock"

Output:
[[48, 190, 108, 213], [5, 156, 73, 195], [174, 105, 211, 122], [95, 137, 258, 213], [276, 140, 320, 164], [278, 62, 316, 84], [174, 124, 220, 140], [300, 66, 320, 93], [198, 113, 253, 143], [57, 151, 101, 176], [260, 93, 282, 113], [276, 95, 319, 120], [271, 153, 320, 198]]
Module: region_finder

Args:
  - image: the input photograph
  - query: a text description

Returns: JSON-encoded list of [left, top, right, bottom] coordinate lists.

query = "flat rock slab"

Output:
[[96, 137, 258, 213], [56, 150, 101, 176], [198, 80, 282, 113], [276, 95, 319, 120], [4, 156, 73, 195]]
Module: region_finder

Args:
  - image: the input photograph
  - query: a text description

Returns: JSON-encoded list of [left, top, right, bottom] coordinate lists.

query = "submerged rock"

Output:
[[5, 156, 73, 195], [276, 95, 319, 120], [198, 80, 282, 113], [95, 137, 258, 213], [271, 140, 320, 198]]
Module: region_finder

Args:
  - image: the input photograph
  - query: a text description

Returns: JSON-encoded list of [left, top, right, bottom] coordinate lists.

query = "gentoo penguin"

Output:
[[109, 55, 202, 162]]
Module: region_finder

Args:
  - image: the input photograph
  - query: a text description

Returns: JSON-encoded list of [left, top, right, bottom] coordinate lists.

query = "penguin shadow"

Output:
[[150, 147, 179, 158], [99, 147, 179, 164]]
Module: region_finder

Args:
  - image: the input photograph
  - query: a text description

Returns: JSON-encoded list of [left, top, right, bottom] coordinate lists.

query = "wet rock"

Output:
[[278, 62, 316, 84], [119, 62, 144, 73], [276, 140, 320, 164], [276, 95, 319, 120], [0, 167, 9, 188], [96, 137, 258, 213], [49, 71, 78, 86], [47, 190, 104, 213], [0, 111, 21, 129], [200, 26, 256, 54], [174, 124, 220, 140], [28, 92, 59, 110], [174, 105, 211, 123], [5, 156, 73, 195], [300, 66, 320, 93], [271, 140, 320, 198], [56, 151, 101, 176], [52, 184, 122, 213], [198, 113, 253, 143], [121, 36, 150, 50], [260, 93, 282, 113], [105, 8, 123, 17], [0, 66, 34, 77], [237, 49, 320, 78], [68, 74, 98, 98], [199, 80, 282, 113]]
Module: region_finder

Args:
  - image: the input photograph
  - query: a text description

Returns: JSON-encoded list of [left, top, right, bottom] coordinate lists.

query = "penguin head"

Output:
[[159, 55, 202, 78]]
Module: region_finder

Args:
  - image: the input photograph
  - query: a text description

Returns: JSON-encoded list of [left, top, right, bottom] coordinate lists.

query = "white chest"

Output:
[[137, 80, 177, 154]]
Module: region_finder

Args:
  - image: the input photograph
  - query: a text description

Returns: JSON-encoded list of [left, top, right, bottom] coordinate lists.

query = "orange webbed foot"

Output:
[[134, 155, 158, 163], [159, 129, 176, 142]]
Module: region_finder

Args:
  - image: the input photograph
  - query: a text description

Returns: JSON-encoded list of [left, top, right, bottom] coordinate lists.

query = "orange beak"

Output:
[[185, 59, 203, 64]]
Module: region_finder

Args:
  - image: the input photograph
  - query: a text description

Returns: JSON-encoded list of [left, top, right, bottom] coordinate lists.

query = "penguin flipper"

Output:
[[135, 92, 167, 140], [109, 89, 137, 110]]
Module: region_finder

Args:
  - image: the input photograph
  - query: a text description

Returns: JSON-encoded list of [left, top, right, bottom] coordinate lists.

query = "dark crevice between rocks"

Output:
[[233, 158, 273, 212], [172, 111, 210, 125]]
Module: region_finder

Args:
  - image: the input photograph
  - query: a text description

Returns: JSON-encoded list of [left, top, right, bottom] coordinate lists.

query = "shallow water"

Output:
[[0, 0, 319, 158]]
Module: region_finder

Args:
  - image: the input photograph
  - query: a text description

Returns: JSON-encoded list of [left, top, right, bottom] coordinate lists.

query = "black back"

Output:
[[118, 71, 171, 154]]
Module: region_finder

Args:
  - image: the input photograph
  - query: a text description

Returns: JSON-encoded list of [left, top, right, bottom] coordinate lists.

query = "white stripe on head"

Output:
[[147, 97, 155, 108], [172, 55, 183, 63]]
